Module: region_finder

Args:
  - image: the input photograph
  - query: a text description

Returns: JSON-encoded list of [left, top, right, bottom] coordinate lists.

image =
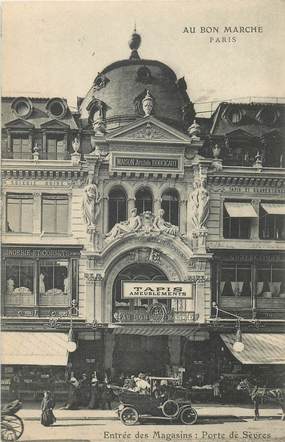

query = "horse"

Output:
[[237, 378, 285, 421]]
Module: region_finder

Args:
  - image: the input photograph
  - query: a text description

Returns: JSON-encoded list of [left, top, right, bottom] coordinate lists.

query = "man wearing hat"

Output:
[[135, 373, 150, 394]]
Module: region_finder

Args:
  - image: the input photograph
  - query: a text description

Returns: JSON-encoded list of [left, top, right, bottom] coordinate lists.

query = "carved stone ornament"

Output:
[[142, 90, 153, 117], [105, 208, 180, 242], [72, 137, 80, 153], [130, 123, 167, 140], [188, 177, 210, 231], [81, 183, 102, 231]]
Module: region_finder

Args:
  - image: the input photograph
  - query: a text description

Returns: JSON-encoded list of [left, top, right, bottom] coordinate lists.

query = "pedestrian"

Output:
[[213, 379, 221, 401], [64, 376, 80, 410], [88, 374, 99, 409], [100, 381, 114, 409], [40, 391, 56, 427], [79, 373, 90, 407]]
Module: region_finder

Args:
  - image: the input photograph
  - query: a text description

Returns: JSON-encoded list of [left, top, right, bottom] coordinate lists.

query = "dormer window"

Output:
[[46, 98, 67, 119], [11, 97, 33, 119]]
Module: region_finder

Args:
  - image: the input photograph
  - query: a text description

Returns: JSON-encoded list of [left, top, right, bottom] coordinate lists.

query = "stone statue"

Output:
[[189, 179, 210, 230], [81, 183, 102, 230], [105, 208, 142, 241], [142, 90, 153, 117], [153, 209, 179, 236]]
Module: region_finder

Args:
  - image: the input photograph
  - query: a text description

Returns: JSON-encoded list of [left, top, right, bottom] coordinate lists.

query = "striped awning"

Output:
[[220, 334, 285, 364], [2, 332, 68, 366], [113, 325, 203, 340], [261, 203, 285, 215], [224, 202, 258, 218]]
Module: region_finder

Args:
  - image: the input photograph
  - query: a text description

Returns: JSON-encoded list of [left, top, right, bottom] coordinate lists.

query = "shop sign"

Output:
[[122, 282, 193, 299], [111, 153, 184, 175], [116, 157, 179, 169], [3, 247, 80, 258]]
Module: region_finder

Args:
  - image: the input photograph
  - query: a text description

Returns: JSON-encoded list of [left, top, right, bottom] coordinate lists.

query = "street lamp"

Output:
[[66, 300, 78, 353], [212, 302, 258, 353]]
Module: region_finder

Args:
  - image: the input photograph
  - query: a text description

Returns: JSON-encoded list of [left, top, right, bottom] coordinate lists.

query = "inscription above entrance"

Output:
[[110, 153, 184, 175]]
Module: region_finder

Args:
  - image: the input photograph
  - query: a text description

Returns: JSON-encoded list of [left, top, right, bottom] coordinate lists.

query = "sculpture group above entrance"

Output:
[[105, 208, 180, 242]]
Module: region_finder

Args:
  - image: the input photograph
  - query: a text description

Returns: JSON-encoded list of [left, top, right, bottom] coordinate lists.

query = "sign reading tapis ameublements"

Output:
[[122, 282, 193, 298], [110, 153, 184, 175]]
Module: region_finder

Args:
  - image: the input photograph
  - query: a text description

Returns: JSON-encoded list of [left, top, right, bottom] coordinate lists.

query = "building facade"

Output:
[[2, 31, 285, 401]]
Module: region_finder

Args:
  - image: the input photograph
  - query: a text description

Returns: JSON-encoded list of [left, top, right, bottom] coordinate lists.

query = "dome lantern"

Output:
[[128, 28, 141, 60]]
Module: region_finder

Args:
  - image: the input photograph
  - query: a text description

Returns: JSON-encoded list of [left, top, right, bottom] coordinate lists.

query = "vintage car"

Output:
[[111, 376, 198, 425]]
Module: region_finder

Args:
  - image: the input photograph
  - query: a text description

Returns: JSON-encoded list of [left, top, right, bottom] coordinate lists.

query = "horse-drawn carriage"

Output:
[[111, 376, 198, 425], [1, 400, 24, 441]]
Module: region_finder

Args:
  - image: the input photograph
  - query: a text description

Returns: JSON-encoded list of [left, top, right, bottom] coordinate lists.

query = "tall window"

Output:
[[42, 195, 69, 234], [135, 188, 153, 214], [6, 194, 33, 233], [223, 201, 256, 239], [39, 260, 69, 296], [45, 135, 65, 160], [108, 187, 127, 230], [161, 190, 179, 226], [11, 134, 31, 159], [259, 203, 285, 240]]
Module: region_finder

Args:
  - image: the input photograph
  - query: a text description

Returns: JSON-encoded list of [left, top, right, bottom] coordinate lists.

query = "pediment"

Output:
[[226, 129, 255, 139], [106, 116, 191, 144], [5, 118, 34, 129], [40, 119, 69, 129]]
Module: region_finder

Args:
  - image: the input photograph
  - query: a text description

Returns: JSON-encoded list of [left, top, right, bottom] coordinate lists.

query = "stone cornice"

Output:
[[208, 240, 285, 251], [207, 172, 284, 188]]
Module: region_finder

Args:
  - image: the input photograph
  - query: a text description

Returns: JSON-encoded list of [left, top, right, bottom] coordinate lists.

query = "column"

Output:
[[128, 197, 135, 216], [154, 198, 161, 215], [103, 196, 109, 234], [33, 192, 42, 235], [94, 274, 103, 323], [195, 278, 206, 323], [180, 199, 187, 235], [84, 273, 95, 323], [251, 199, 260, 240], [42, 132, 47, 159]]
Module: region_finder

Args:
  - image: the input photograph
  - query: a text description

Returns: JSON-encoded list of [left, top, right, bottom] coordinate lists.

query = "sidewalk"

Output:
[[17, 403, 283, 421]]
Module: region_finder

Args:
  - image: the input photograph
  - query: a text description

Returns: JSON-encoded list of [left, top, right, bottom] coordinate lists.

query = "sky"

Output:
[[2, 0, 285, 114]]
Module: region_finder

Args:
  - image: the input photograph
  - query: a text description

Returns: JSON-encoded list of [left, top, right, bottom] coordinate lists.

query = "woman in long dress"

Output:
[[40, 391, 56, 427]]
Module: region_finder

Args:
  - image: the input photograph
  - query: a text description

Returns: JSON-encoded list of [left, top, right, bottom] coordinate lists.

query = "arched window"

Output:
[[161, 190, 179, 226], [135, 188, 153, 214], [108, 187, 127, 230]]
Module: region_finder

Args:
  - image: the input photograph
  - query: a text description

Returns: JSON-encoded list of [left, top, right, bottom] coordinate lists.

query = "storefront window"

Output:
[[161, 189, 179, 226], [6, 194, 33, 233], [108, 187, 127, 230], [220, 264, 252, 297], [39, 260, 69, 296], [6, 259, 34, 297], [256, 264, 285, 298], [42, 195, 69, 234], [135, 188, 153, 214], [3, 252, 79, 314]]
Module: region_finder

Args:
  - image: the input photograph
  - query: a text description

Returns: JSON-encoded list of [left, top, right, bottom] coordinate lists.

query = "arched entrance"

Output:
[[112, 263, 170, 376]]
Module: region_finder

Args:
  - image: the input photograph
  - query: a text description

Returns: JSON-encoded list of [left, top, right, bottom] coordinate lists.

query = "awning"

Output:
[[113, 325, 206, 340], [224, 202, 258, 218], [261, 203, 285, 215], [1, 332, 68, 365], [220, 333, 285, 364]]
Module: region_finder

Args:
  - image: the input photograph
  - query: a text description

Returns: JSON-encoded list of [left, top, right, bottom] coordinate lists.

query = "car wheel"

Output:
[[180, 406, 198, 425], [120, 407, 139, 426], [161, 400, 179, 418]]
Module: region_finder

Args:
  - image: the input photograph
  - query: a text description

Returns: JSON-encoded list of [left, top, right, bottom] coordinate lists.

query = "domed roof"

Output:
[[79, 31, 194, 132]]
